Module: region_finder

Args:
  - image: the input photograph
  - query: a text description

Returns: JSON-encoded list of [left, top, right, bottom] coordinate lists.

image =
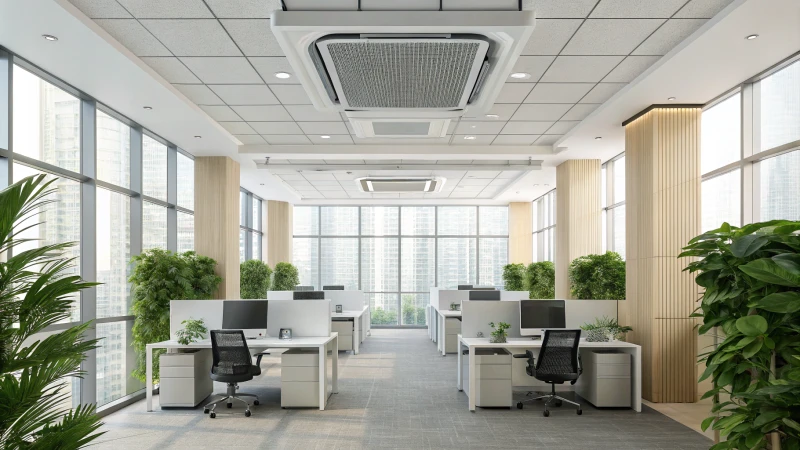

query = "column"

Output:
[[266, 200, 293, 267], [508, 202, 533, 264], [554, 159, 602, 298], [622, 105, 701, 403], [194, 156, 240, 299]]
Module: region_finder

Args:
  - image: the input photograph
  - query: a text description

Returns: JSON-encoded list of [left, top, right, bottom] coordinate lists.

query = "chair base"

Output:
[[203, 383, 258, 418], [517, 384, 582, 417]]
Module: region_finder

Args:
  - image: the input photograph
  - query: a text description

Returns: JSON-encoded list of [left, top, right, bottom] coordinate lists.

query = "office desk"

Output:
[[434, 308, 461, 356], [146, 333, 339, 412], [457, 335, 641, 412], [332, 305, 369, 354]]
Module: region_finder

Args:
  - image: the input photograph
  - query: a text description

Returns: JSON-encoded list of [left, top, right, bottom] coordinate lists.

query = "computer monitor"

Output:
[[457, 284, 473, 290], [222, 300, 268, 338], [469, 290, 501, 301], [294, 291, 325, 300], [472, 287, 496, 290], [295, 285, 315, 291], [519, 300, 566, 337], [323, 285, 345, 290]]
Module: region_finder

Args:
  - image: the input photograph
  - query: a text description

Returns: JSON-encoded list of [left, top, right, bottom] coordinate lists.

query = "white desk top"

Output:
[[459, 335, 640, 349], [332, 305, 368, 319], [147, 333, 338, 349], [434, 306, 461, 317]]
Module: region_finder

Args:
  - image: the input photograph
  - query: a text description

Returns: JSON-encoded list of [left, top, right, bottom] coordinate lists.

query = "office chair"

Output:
[[513, 329, 583, 417], [203, 330, 261, 418]]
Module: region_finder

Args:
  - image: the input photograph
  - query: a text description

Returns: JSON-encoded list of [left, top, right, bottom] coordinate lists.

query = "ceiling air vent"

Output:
[[358, 177, 445, 193]]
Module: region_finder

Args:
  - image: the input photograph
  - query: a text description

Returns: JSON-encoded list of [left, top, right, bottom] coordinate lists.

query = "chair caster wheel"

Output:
[[203, 408, 209, 414], [226, 403, 232, 409], [517, 402, 523, 409], [209, 412, 216, 419], [555, 400, 563, 407], [543, 410, 550, 417], [577, 408, 583, 415], [245, 410, 251, 417], [253, 400, 259, 405]]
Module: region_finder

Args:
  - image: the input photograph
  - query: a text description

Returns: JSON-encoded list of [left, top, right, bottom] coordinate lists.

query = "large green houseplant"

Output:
[[502, 263, 526, 291], [526, 261, 555, 299], [240, 259, 272, 299], [568, 252, 625, 300], [129, 249, 221, 383], [0, 175, 104, 448], [271, 262, 299, 291], [680, 221, 800, 449]]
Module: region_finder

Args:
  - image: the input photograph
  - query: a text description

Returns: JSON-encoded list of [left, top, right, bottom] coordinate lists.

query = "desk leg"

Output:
[[146, 346, 153, 412], [441, 315, 446, 357], [439, 314, 445, 355], [633, 346, 641, 412], [456, 340, 463, 391], [332, 337, 339, 394], [468, 346, 476, 411], [319, 345, 326, 411], [353, 318, 360, 355]]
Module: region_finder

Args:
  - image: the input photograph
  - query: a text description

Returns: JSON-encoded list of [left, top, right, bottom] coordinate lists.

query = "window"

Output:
[[602, 154, 626, 259], [142, 135, 167, 201], [143, 201, 167, 250], [177, 152, 194, 210], [760, 60, 800, 151], [96, 189, 131, 319], [532, 190, 556, 262], [702, 170, 741, 231], [701, 93, 741, 174], [239, 189, 263, 261], [177, 212, 194, 253], [759, 150, 800, 221], [96, 110, 130, 188]]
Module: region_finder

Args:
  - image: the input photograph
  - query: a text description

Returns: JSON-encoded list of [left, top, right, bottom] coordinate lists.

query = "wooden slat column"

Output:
[[554, 159, 602, 298], [622, 106, 701, 403], [266, 200, 293, 267], [509, 202, 533, 264]]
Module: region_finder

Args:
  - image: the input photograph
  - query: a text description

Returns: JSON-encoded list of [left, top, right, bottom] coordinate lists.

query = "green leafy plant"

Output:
[[526, 261, 555, 299], [568, 252, 626, 300], [130, 249, 221, 383], [271, 262, 299, 291], [489, 322, 511, 344], [502, 263, 526, 291], [175, 318, 208, 346], [371, 308, 398, 325], [402, 294, 425, 325], [0, 175, 104, 448], [680, 220, 800, 449], [581, 316, 632, 340], [240, 259, 272, 299]]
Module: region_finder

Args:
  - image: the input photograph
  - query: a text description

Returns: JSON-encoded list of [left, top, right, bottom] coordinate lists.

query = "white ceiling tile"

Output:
[[209, 85, 279, 105], [508, 56, 556, 82], [580, 83, 626, 103], [454, 121, 506, 135], [199, 105, 241, 121], [231, 105, 293, 121], [285, 105, 343, 122], [562, 19, 665, 55], [535, 135, 564, 145], [541, 56, 623, 82], [547, 120, 581, 134], [632, 19, 706, 55], [458, 179, 491, 186], [263, 135, 312, 145], [205, 0, 282, 18], [510, 104, 572, 121], [353, 136, 450, 145], [298, 122, 349, 135], [218, 121, 257, 134], [277, 174, 305, 180], [454, 185, 484, 192], [525, 0, 598, 18], [674, 0, 733, 18], [602, 55, 661, 82], [453, 135, 495, 145], [116, 0, 213, 17], [94, 19, 171, 56], [300, 193, 325, 198], [495, 170, 523, 179], [285, 180, 312, 187], [140, 19, 241, 56], [488, 179, 509, 186], [524, 83, 594, 103], [447, 121, 457, 135], [68, 0, 132, 18], [141, 57, 200, 83], [492, 135, 539, 145], [248, 57, 300, 84], [234, 134, 266, 144], [220, 19, 284, 56], [590, 0, 686, 18], [249, 122, 303, 134], [269, 85, 312, 104], [466, 170, 501, 178], [179, 57, 262, 83], [562, 103, 600, 120], [345, 121, 355, 134], [521, 19, 583, 55], [173, 84, 224, 105], [462, 104, 519, 121], [495, 83, 534, 103], [501, 121, 554, 134], [303, 173, 337, 181], [312, 181, 343, 188]]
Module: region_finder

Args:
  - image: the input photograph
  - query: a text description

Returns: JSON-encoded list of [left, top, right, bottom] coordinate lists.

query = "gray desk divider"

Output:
[[461, 300, 522, 339]]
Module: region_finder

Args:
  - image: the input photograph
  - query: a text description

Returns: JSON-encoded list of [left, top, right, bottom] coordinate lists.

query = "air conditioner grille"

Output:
[[322, 39, 488, 109]]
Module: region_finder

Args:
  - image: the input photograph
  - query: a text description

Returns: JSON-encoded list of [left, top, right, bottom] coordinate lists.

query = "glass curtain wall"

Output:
[[239, 189, 263, 261], [293, 206, 509, 326], [1, 51, 195, 412], [601, 154, 626, 259], [532, 190, 556, 262]]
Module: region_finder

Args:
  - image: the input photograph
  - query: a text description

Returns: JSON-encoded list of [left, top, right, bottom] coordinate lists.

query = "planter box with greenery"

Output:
[[502, 263, 526, 291], [241, 260, 272, 299], [680, 220, 800, 449], [568, 252, 625, 300], [526, 261, 555, 299], [272, 262, 300, 291]]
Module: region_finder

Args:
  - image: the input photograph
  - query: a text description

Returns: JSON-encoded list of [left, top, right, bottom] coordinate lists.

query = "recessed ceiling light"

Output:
[[464, 136, 476, 140], [667, 97, 676, 101], [470, 125, 477, 129], [485, 114, 500, 118], [595, 136, 602, 140], [745, 34, 759, 40], [42, 34, 58, 41], [259, 183, 265, 186], [510, 72, 530, 79], [274, 72, 292, 79], [320, 135, 331, 139], [143, 106, 153, 110], [194, 135, 202, 139]]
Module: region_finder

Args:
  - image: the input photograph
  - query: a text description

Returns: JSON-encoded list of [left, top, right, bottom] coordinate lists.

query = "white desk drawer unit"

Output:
[[159, 349, 213, 408], [576, 351, 631, 408], [331, 320, 353, 351], [445, 318, 461, 354], [281, 349, 329, 408], [463, 348, 512, 408]]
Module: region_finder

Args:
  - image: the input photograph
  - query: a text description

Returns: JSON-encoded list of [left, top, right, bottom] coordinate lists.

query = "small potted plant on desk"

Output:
[[175, 318, 208, 347], [581, 316, 632, 342], [489, 322, 511, 344]]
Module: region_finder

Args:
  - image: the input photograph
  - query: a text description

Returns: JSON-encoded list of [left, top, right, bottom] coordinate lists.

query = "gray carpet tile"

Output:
[[90, 329, 712, 449]]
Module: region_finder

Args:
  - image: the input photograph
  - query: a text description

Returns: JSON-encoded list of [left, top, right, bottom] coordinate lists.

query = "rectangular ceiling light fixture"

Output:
[[358, 177, 444, 193]]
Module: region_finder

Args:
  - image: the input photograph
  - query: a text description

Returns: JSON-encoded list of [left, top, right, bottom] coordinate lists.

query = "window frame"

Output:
[[532, 190, 556, 262], [601, 152, 626, 259], [239, 188, 263, 261]]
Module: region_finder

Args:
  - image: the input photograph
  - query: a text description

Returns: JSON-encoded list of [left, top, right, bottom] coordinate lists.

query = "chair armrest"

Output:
[[512, 354, 528, 358], [570, 353, 583, 385]]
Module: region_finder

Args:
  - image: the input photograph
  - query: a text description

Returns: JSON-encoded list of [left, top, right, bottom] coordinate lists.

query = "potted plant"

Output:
[[449, 302, 460, 311], [0, 175, 104, 447], [175, 318, 208, 346], [271, 262, 300, 291], [526, 261, 555, 299], [680, 220, 800, 449], [581, 316, 633, 342], [489, 322, 511, 344], [240, 259, 272, 299], [568, 252, 626, 300], [502, 263, 526, 291]]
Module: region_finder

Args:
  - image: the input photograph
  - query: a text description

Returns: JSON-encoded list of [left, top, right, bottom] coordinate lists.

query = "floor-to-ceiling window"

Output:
[[532, 190, 556, 262], [293, 206, 508, 326], [239, 189, 263, 261], [602, 153, 626, 259], [1, 50, 195, 412], [701, 55, 800, 230]]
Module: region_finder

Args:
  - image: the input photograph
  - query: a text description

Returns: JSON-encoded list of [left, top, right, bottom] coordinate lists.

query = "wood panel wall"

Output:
[[622, 107, 701, 403], [554, 159, 602, 298], [509, 202, 533, 265], [194, 156, 240, 299], [266, 200, 293, 267]]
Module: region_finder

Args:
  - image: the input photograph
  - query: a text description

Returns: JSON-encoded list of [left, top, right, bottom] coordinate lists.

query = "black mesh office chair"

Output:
[[513, 329, 583, 417], [203, 330, 261, 418]]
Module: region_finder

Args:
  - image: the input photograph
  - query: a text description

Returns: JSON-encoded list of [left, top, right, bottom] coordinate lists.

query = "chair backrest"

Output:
[[210, 330, 253, 376], [536, 329, 581, 375]]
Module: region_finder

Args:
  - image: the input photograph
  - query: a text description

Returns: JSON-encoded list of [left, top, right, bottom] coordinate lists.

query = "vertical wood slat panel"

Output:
[[266, 200, 294, 267], [509, 202, 533, 264]]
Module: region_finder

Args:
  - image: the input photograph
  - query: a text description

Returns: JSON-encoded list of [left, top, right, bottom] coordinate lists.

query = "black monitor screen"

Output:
[[457, 285, 473, 290], [295, 285, 315, 291], [294, 291, 325, 300], [469, 290, 501, 301], [323, 285, 345, 290], [472, 287, 496, 291], [222, 300, 268, 330], [520, 300, 566, 329]]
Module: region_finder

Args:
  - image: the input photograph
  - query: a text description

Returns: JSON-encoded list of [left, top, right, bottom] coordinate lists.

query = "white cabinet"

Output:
[[159, 349, 213, 408], [464, 348, 512, 408], [281, 349, 329, 408], [576, 351, 631, 407], [331, 320, 353, 351], [445, 318, 461, 354]]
